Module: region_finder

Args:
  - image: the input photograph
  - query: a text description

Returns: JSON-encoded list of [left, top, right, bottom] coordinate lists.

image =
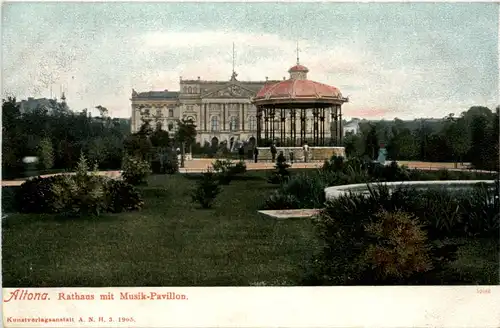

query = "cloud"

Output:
[[3, 24, 497, 120]]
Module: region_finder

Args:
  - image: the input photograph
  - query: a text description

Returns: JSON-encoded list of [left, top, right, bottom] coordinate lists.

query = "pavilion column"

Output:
[[256, 107, 262, 147], [290, 109, 297, 146], [269, 108, 276, 143], [300, 109, 306, 145], [331, 107, 338, 146], [338, 106, 343, 145], [280, 108, 286, 145], [312, 108, 319, 146], [264, 108, 269, 144], [320, 107, 326, 146]]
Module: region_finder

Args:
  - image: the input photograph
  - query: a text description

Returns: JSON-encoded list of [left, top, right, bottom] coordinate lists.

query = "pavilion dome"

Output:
[[253, 63, 345, 107], [288, 64, 309, 73]]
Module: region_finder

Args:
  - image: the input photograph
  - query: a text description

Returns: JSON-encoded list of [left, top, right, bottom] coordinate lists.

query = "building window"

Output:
[[188, 87, 192, 94], [169, 109, 174, 117], [211, 116, 219, 131], [168, 123, 174, 131], [156, 122, 162, 130], [229, 116, 238, 131], [248, 116, 257, 131], [156, 108, 162, 116]]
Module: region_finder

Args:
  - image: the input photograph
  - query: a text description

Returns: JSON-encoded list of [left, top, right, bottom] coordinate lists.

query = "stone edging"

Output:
[[324, 180, 496, 201]]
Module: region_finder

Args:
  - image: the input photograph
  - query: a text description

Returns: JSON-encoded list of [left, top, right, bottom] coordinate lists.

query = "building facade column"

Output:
[[204, 103, 208, 131], [223, 104, 226, 131], [239, 104, 243, 131]]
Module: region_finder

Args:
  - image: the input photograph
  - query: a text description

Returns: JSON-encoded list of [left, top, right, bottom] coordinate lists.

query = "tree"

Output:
[[363, 124, 379, 160], [175, 118, 197, 168], [37, 137, 54, 170], [444, 117, 470, 167]]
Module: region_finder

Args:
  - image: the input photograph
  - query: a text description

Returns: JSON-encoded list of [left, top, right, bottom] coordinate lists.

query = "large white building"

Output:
[[131, 69, 342, 148], [131, 72, 280, 148]]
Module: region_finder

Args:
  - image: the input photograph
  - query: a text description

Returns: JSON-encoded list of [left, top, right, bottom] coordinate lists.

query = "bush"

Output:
[[211, 159, 246, 184], [305, 187, 463, 285], [263, 190, 300, 210], [104, 180, 144, 213], [362, 210, 434, 283], [122, 156, 151, 185], [231, 161, 247, 174], [15, 153, 144, 217], [191, 170, 221, 208], [268, 153, 290, 184], [152, 148, 179, 174], [16, 175, 71, 213], [50, 155, 108, 217]]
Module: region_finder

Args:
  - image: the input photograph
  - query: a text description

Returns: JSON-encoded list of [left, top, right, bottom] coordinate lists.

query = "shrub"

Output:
[[211, 159, 246, 184], [16, 175, 71, 213], [268, 153, 290, 184], [191, 170, 221, 208], [230, 161, 247, 175], [459, 182, 499, 237], [322, 156, 344, 172], [104, 179, 144, 213], [152, 148, 179, 174], [50, 155, 108, 217], [122, 156, 151, 185], [304, 185, 463, 285], [362, 210, 434, 283], [263, 190, 300, 210]]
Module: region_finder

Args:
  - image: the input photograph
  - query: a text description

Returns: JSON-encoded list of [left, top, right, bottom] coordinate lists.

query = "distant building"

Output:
[[343, 119, 361, 135], [17, 93, 68, 114]]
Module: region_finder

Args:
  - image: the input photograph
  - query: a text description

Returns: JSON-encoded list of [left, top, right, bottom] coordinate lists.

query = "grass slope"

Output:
[[2, 171, 316, 287]]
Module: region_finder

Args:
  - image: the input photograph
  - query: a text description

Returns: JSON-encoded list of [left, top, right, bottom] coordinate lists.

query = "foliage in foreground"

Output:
[[15, 154, 143, 217], [121, 156, 152, 186], [304, 183, 499, 285], [264, 156, 496, 210], [151, 147, 179, 174], [267, 153, 291, 184], [211, 159, 247, 184], [191, 170, 222, 208]]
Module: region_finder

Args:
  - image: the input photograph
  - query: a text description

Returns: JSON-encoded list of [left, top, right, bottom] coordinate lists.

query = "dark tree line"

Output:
[[343, 106, 499, 170], [2, 97, 130, 179]]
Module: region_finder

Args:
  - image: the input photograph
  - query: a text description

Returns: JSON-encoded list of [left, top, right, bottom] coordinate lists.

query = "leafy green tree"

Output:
[[444, 116, 470, 167], [37, 137, 54, 170], [175, 118, 197, 168], [363, 124, 379, 160]]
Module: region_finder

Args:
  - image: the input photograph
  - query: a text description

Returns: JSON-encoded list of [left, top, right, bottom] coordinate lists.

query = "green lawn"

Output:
[[2, 170, 317, 287], [2, 170, 498, 286]]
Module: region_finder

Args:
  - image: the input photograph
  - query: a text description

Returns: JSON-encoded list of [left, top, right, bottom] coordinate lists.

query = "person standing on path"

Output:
[[302, 141, 309, 163], [253, 147, 259, 163], [238, 144, 245, 161], [270, 142, 277, 162]]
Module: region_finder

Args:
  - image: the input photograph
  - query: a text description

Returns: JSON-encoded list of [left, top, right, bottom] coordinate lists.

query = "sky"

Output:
[[2, 2, 499, 119]]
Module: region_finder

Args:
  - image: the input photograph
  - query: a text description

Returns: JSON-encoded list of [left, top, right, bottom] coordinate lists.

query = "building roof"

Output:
[[133, 90, 179, 99], [253, 63, 348, 108], [288, 64, 309, 73]]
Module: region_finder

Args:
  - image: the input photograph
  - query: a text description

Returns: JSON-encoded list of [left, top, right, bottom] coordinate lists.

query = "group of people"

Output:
[[247, 141, 310, 163]]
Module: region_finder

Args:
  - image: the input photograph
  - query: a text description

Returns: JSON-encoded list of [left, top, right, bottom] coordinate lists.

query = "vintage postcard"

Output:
[[1, 1, 499, 327]]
